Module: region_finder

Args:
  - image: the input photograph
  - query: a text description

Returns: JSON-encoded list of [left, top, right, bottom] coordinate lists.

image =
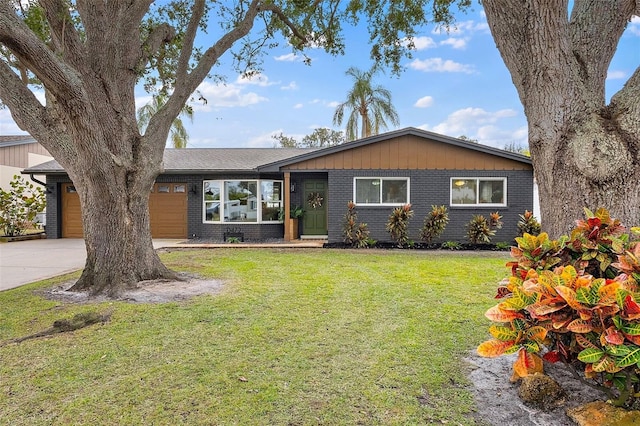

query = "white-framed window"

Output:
[[354, 177, 409, 205], [450, 178, 507, 206], [203, 179, 283, 223]]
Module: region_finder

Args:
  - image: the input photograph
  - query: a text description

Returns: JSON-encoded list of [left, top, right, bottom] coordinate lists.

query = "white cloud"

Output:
[[0, 109, 27, 134], [274, 53, 300, 62], [192, 81, 267, 110], [281, 81, 298, 90], [422, 107, 522, 147], [135, 94, 153, 110], [607, 70, 627, 80], [440, 37, 468, 49], [476, 125, 528, 146], [246, 132, 278, 148], [405, 36, 437, 50], [432, 19, 489, 35], [628, 16, 640, 35], [409, 57, 475, 74], [326, 101, 339, 108], [414, 96, 434, 108], [294, 103, 304, 109], [236, 72, 275, 87]]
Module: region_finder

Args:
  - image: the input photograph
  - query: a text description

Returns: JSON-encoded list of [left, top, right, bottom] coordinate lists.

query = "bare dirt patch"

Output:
[[467, 353, 608, 426], [40, 273, 224, 304]]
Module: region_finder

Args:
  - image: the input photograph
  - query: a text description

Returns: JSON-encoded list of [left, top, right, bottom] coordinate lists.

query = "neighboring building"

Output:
[[0, 135, 52, 191], [23, 127, 534, 243]]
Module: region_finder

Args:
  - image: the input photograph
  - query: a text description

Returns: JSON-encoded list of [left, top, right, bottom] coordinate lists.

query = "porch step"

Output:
[[300, 235, 328, 240]]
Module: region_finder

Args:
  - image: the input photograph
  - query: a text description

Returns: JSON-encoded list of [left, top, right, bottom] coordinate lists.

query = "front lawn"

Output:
[[0, 249, 508, 425]]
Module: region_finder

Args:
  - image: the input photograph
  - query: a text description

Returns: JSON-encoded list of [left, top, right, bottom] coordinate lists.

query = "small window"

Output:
[[451, 178, 506, 206], [174, 184, 186, 193], [66, 185, 77, 194], [157, 185, 170, 193], [354, 178, 409, 205]]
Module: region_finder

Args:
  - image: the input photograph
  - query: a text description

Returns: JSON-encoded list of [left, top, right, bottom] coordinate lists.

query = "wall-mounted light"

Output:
[[290, 182, 296, 193], [189, 183, 199, 195]]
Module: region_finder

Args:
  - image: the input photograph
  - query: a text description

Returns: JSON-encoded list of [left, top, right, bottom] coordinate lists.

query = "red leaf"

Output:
[[624, 294, 640, 318], [604, 327, 624, 345], [495, 286, 511, 299], [624, 333, 640, 345], [543, 351, 561, 363], [587, 218, 602, 229]]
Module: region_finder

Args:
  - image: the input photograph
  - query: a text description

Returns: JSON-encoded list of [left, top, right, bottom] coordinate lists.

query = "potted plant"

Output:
[[289, 205, 305, 240]]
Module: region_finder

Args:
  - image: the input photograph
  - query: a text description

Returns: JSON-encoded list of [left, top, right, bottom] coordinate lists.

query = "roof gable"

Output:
[[0, 135, 38, 148], [258, 127, 532, 172]]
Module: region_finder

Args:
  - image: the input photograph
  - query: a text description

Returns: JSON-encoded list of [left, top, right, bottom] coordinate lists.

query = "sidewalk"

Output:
[[0, 239, 184, 292]]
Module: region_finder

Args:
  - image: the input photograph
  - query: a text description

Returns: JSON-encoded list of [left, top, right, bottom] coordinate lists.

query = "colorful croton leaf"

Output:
[[479, 208, 640, 408]]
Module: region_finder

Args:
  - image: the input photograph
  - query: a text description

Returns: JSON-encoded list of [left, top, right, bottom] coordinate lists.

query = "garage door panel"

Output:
[[62, 182, 188, 239]]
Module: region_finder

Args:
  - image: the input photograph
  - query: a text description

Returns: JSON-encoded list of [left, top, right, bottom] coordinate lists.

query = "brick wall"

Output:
[[327, 169, 534, 244], [45, 169, 533, 244]]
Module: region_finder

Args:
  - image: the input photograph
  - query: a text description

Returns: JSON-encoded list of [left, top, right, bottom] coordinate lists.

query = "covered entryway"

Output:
[[61, 182, 188, 238], [302, 179, 327, 236]]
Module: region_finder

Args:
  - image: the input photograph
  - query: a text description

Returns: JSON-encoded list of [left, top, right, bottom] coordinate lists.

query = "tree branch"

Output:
[[138, 23, 176, 72], [175, 0, 205, 81], [0, 2, 84, 104], [610, 65, 640, 131], [260, 3, 310, 48], [40, 0, 85, 62], [569, 0, 637, 104], [0, 58, 50, 141]]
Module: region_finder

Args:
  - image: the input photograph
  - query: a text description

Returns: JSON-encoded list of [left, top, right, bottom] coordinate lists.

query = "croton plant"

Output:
[[478, 208, 640, 408]]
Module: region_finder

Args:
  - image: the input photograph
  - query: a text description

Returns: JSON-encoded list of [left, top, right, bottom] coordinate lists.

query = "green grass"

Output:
[[0, 249, 509, 425]]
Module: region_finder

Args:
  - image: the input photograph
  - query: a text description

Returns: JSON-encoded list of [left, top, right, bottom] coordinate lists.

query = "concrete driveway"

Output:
[[0, 238, 184, 291]]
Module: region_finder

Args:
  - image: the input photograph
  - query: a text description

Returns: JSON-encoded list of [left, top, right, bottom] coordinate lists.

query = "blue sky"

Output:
[[1, 4, 638, 150]]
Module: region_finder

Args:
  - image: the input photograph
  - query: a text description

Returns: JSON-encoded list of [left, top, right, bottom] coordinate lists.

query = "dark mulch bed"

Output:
[[323, 241, 512, 251]]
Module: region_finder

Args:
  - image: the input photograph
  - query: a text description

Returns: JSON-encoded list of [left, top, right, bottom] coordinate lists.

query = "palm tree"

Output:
[[137, 93, 193, 148], [333, 66, 400, 141]]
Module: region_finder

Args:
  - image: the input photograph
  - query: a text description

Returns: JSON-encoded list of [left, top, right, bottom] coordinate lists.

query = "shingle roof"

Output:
[[22, 127, 531, 175], [0, 135, 37, 148], [23, 148, 317, 174]]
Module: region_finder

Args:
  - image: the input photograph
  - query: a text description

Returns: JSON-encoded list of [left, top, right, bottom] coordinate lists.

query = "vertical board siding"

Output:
[[284, 135, 531, 171]]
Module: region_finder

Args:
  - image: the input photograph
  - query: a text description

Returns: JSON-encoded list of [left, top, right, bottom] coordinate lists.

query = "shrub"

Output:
[[386, 204, 413, 247], [495, 241, 511, 251], [0, 175, 46, 237], [478, 208, 640, 409], [517, 210, 542, 236], [466, 212, 502, 244], [420, 205, 449, 243], [441, 241, 461, 250], [342, 201, 370, 248]]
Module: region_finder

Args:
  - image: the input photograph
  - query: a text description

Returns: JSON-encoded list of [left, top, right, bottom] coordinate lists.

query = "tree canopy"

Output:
[[273, 128, 345, 148]]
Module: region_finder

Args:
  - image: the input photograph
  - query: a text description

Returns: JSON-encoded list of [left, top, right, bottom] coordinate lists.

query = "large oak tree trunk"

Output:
[[483, 0, 640, 237], [67, 150, 177, 297]]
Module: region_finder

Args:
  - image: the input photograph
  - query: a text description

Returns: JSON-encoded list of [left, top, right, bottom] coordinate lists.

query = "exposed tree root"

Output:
[[0, 309, 113, 347]]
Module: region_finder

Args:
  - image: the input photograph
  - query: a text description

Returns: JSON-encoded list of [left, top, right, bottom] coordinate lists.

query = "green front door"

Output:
[[302, 180, 327, 236]]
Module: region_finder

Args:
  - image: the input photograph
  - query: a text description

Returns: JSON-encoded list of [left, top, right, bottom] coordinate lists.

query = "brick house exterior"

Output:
[[24, 128, 534, 243]]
